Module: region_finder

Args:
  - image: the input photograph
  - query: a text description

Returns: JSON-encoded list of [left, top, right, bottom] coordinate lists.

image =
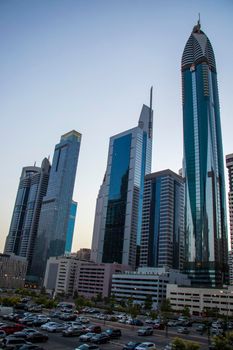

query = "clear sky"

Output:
[[0, 0, 233, 253]]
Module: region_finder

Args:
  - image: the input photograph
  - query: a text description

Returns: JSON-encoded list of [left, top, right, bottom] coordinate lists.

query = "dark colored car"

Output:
[[15, 346, 45, 350], [130, 319, 144, 326], [122, 341, 141, 350], [137, 327, 153, 336], [153, 323, 165, 330], [13, 329, 38, 338], [26, 333, 48, 343], [59, 313, 77, 321], [86, 325, 102, 334], [91, 332, 110, 344], [104, 328, 122, 338]]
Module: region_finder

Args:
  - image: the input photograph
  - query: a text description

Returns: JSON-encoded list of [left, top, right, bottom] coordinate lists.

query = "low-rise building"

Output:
[[74, 261, 130, 299], [167, 284, 233, 316], [44, 255, 79, 296], [0, 253, 27, 289], [111, 267, 190, 309]]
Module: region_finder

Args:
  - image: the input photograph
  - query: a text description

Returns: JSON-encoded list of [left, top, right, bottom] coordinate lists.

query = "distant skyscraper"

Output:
[[182, 22, 228, 286], [91, 90, 153, 268], [4, 158, 50, 271], [140, 169, 184, 270], [65, 200, 77, 254], [30, 130, 81, 284], [226, 154, 233, 285]]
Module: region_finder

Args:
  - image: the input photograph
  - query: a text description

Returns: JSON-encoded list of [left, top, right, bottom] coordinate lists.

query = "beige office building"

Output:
[[0, 253, 27, 289], [167, 284, 233, 316]]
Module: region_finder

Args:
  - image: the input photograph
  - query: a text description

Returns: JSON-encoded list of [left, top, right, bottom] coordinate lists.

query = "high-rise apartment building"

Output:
[[182, 22, 228, 286], [91, 91, 153, 268], [4, 158, 50, 271], [139, 170, 184, 270], [30, 130, 81, 284]]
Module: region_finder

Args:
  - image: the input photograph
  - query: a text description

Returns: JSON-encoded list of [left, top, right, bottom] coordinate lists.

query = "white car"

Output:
[[40, 321, 59, 331], [135, 342, 157, 350]]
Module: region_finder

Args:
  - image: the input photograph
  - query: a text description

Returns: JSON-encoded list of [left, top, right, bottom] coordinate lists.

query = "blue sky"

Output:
[[0, 0, 233, 253]]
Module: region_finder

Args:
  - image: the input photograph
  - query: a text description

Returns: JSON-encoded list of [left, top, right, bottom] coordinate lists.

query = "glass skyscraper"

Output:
[[140, 169, 184, 270], [182, 22, 228, 286], [30, 130, 81, 284], [91, 91, 153, 269], [4, 158, 51, 271]]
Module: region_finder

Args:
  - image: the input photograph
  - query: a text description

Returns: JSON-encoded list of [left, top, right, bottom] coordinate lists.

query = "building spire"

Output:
[[149, 86, 153, 138]]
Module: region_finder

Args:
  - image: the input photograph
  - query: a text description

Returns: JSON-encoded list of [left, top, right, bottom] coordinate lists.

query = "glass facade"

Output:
[[140, 170, 184, 269], [182, 24, 228, 286], [65, 201, 77, 254], [92, 99, 153, 269], [102, 134, 132, 263], [4, 159, 50, 272], [30, 131, 81, 284]]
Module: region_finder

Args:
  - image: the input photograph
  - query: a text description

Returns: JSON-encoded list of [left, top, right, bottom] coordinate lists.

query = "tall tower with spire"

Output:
[[182, 22, 228, 286], [91, 90, 153, 269]]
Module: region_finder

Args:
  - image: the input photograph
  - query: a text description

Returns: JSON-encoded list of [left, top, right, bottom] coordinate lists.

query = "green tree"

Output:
[[144, 295, 153, 310], [160, 298, 172, 312], [128, 303, 141, 319], [149, 310, 158, 320], [172, 337, 186, 350], [182, 305, 190, 317]]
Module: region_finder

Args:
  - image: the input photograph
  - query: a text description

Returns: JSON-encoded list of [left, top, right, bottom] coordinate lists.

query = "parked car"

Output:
[[2, 336, 31, 349], [14, 346, 45, 350], [26, 333, 48, 343], [91, 332, 110, 344], [40, 322, 58, 331], [104, 328, 121, 338], [75, 345, 100, 350], [122, 341, 141, 349], [13, 329, 39, 338], [130, 319, 144, 326], [152, 323, 165, 330], [0, 330, 6, 338], [135, 342, 157, 350], [77, 317, 89, 324], [79, 332, 96, 342], [62, 326, 85, 337], [85, 325, 101, 334], [0, 324, 25, 335], [177, 327, 189, 334], [59, 313, 77, 321], [137, 327, 153, 336]]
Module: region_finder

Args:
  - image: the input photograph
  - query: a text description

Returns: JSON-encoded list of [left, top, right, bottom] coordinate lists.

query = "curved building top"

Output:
[[182, 22, 216, 72]]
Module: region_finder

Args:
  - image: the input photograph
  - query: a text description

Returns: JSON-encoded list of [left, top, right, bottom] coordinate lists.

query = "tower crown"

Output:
[[181, 23, 216, 72]]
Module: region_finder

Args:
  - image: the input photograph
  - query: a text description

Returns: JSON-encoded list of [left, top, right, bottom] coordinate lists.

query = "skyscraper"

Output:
[[182, 22, 228, 286], [91, 91, 153, 268], [139, 169, 184, 270], [226, 154, 233, 284], [4, 158, 50, 271], [30, 130, 81, 284]]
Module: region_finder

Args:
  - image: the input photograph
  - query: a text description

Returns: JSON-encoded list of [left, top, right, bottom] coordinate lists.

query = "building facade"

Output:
[[167, 284, 233, 317], [4, 158, 50, 271], [226, 154, 233, 285], [112, 267, 190, 309], [44, 256, 79, 296], [76, 248, 91, 261], [74, 261, 130, 299], [91, 91, 153, 268], [30, 130, 81, 285], [182, 22, 228, 286], [65, 200, 77, 254], [140, 170, 184, 269], [0, 253, 27, 289]]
